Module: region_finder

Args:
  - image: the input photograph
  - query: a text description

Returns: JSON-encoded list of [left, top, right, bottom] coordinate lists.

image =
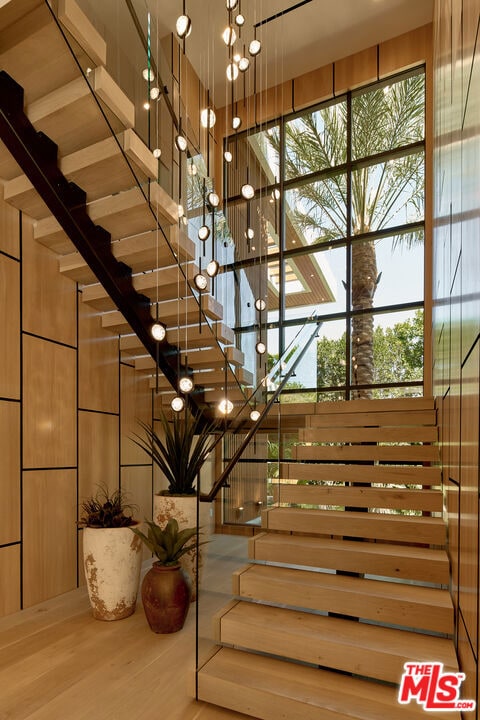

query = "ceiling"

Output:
[[146, 0, 434, 105]]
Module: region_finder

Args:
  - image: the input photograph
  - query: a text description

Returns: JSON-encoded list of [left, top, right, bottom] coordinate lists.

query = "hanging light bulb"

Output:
[[250, 409, 261, 422], [241, 183, 255, 200], [226, 62, 239, 82], [142, 68, 154, 82], [235, 13, 245, 26], [249, 39, 261, 56], [255, 298, 266, 311], [238, 56, 250, 72], [178, 204, 185, 218], [194, 273, 208, 291], [198, 225, 210, 241], [224, 150, 233, 163], [200, 107, 216, 128], [171, 395, 185, 412], [245, 227, 255, 240], [218, 398, 234, 415], [207, 191, 220, 208], [176, 14, 192, 39], [143, 101, 150, 110], [272, 188, 281, 200], [222, 26, 237, 46], [175, 133, 188, 152], [152, 148, 161, 159], [226, 0, 238, 9], [179, 376, 194, 393], [187, 162, 197, 176], [151, 321, 166, 341], [150, 86, 160, 100], [206, 259, 220, 277], [256, 340, 266, 355]]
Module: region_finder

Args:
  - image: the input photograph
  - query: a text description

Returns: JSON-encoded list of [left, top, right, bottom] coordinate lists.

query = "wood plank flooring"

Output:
[[0, 535, 252, 720]]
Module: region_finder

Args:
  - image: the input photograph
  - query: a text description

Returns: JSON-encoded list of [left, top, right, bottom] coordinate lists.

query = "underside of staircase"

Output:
[[196, 397, 461, 720]]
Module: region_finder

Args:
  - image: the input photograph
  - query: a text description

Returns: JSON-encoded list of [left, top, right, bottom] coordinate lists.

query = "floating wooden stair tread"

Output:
[[35, 182, 177, 254], [308, 408, 436, 428], [273, 483, 443, 513], [82, 263, 202, 311], [180, 345, 245, 369], [165, 322, 235, 350], [262, 507, 446, 545], [147, 366, 252, 391], [215, 600, 458, 684], [279, 462, 442, 486], [293, 443, 439, 462], [233, 564, 453, 634], [248, 533, 450, 584], [305, 397, 435, 413], [299, 426, 438, 443], [4, 129, 157, 218], [197, 647, 460, 720], [60, 226, 194, 284]]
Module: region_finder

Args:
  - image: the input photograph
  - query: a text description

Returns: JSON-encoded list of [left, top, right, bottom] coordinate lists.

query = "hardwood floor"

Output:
[[0, 534, 252, 720]]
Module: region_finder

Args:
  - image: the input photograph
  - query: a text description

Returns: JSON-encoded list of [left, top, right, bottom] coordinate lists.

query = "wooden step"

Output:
[[146, 367, 252, 391], [307, 409, 437, 428], [279, 463, 442, 486], [299, 426, 438, 443], [59, 226, 195, 284], [249, 533, 450, 584], [197, 646, 460, 720], [118, 323, 234, 356], [4, 129, 157, 218], [34, 182, 177, 254], [292, 444, 439, 463], [215, 601, 458, 684], [101, 295, 223, 335], [307, 397, 435, 414], [233, 564, 453, 634], [181, 346, 245, 369], [262, 507, 446, 545], [82, 263, 202, 311], [272, 483, 443, 513]]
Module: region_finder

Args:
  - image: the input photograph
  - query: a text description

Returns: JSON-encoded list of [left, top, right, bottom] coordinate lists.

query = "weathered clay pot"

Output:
[[141, 562, 191, 633], [82, 523, 142, 621], [153, 494, 210, 601]]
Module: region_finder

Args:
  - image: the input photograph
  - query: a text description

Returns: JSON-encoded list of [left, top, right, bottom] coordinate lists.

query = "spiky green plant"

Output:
[[132, 410, 219, 495], [131, 518, 206, 566], [78, 485, 137, 528]]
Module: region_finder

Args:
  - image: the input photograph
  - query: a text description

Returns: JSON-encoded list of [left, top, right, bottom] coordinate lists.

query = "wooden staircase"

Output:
[[196, 396, 461, 719], [0, 0, 251, 413]]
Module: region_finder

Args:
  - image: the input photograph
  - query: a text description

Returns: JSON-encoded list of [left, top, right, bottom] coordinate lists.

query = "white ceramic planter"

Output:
[[153, 494, 211, 601], [82, 524, 143, 621]]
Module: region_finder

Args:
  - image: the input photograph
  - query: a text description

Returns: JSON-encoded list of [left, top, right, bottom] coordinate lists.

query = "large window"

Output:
[[223, 68, 425, 400]]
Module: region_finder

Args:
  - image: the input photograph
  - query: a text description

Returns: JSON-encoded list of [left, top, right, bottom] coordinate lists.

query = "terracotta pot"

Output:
[[141, 562, 191, 633], [153, 494, 211, 601], [82, 523, 142, 621]]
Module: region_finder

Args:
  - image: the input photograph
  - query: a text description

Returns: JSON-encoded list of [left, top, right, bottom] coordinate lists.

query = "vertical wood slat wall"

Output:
[[433, 0, 480, 705], [0, 195, 153, 617]]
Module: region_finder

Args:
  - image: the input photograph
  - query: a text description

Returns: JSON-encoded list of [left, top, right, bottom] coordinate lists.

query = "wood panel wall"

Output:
[[0, 192, 153, 615], [433, 0, 480, 707]]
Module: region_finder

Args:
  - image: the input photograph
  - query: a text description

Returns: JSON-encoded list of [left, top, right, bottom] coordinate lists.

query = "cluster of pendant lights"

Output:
[[149, 0, 265, 420]]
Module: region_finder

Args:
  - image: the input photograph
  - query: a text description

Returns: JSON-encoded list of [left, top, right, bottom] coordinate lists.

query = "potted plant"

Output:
[[79, 485, 143, 621], [131, 518, 206, 633], [132, 409, 218, 599]]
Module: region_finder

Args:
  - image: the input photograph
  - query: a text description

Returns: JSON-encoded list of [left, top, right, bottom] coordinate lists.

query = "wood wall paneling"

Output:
[[0, 545, 21, 616], [22, 469, 77, 608], [120, 364, 151, 465], [23, 334, 76, 469], [22, 218, 77, 347], [456, 614, 478, 706], [379, 24, 432, 78], [78, 410, 119, 513], [0, 189, 20, 258], [458, 342, 479, 653], [334, 46, 377, 95], [0, 401, 20, 546], [121, 465, 153, 561], [293, 65, 333, 111], [0, 254, 20, 399], [78, 299, 119, 414]]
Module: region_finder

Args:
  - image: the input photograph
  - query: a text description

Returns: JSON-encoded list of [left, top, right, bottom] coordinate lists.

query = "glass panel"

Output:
[[285, 174, 347, 247], [351, 153, 424, 234], [285, 99, 347, 179], [352, 71, 425, 160], [351, 230, 424, 310], [282, 245, 347, 317], [225, 198, 272, 263], [316, 319, 347, 396], [225, 124, 280, 198], [350, 309, 424, 396]]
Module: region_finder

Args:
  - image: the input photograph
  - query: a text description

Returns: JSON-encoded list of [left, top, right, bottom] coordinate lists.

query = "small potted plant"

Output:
[[79, 485, 142, 621], [131, 518, 206, 633], [132, 409, 218, 599]]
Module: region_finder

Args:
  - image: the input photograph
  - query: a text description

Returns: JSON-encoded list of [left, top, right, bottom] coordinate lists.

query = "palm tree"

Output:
[[272, 72, 425, 397]]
